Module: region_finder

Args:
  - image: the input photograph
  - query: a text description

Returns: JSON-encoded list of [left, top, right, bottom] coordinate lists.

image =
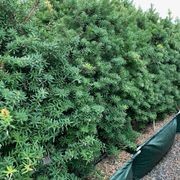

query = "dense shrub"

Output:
[[0, 0, 179, 179]]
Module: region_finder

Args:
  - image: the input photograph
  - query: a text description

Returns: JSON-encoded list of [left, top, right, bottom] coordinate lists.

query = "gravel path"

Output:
[[142, 134, 180, 180]]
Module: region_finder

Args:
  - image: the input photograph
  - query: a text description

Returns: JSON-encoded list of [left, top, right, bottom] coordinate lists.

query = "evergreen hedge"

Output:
[[0, 0, 179, 179]]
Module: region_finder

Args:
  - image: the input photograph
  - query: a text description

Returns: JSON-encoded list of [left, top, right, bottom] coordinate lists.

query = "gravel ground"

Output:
[[142, 134, 180, 180]]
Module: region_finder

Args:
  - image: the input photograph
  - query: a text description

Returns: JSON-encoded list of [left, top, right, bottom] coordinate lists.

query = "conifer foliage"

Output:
[[0, 0, 179, 179]]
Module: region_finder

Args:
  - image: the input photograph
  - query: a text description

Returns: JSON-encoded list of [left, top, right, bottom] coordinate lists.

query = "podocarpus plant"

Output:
[[1, 0, 103, 179], [0, 0, 179, 179]]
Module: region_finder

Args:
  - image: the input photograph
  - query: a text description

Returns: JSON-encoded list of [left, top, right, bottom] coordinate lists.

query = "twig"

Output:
[[23, 0, 40, 23], [153, 120, 156, 131]]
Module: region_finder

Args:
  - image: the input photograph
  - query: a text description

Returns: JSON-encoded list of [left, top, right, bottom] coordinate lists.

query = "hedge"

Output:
[[0, 0, 179, 179]]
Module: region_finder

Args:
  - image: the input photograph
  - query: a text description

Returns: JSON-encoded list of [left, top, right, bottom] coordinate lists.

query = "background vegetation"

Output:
[[0, 0, 179, 179]]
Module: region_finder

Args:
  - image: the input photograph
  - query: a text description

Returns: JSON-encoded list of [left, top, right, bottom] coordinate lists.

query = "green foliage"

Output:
[[0, 0, 179, 179]]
